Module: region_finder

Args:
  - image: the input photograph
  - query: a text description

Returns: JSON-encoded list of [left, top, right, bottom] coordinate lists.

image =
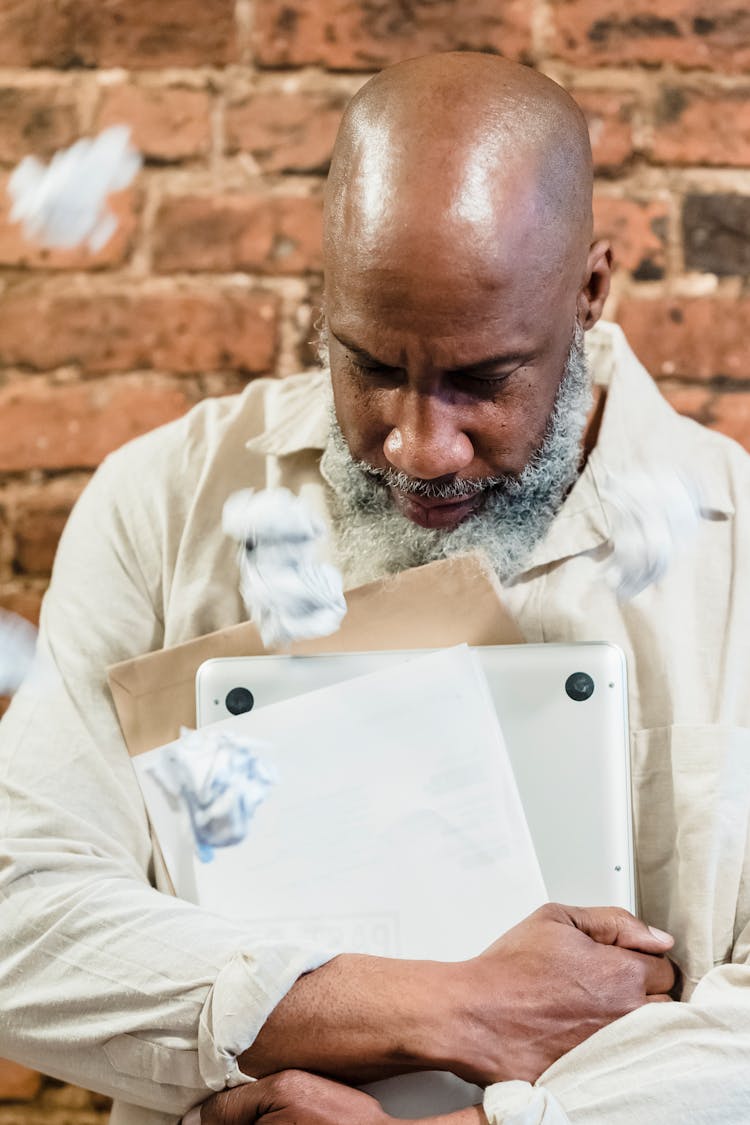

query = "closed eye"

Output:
[[348, 357, 402, 381]]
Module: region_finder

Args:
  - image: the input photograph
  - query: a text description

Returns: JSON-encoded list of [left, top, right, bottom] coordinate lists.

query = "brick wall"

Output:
[[0, 0, 749, 1116]]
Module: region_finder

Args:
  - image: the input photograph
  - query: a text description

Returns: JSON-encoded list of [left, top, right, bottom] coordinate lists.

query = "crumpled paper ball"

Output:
[[146, 725, 277, 863], [222, 488, 347, 648], [7, 125, 141, 252], [0, 609, 38, 696], [600, 465, 703, 601]]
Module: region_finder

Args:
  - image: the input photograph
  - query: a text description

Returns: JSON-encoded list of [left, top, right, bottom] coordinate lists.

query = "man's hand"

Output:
[[240, 903, 674, 1089], [198, 1071, 486, 1125], [450, 903, 675, 1086]]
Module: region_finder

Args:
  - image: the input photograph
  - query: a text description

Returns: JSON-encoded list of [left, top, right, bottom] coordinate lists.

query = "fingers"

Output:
[[554, 904, 674, 954], [644, 993, 673, 1003], [199, 1083, 265, 1125], [638, 950, 676, 995]]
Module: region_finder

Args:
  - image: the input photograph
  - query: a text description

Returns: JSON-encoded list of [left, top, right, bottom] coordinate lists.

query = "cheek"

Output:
[[471, 381, 560, 475], [330, 373, 388, 462]]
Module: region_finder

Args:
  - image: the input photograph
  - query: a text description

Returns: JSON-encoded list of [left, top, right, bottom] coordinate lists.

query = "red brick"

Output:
[[97, 85, 212, 164], [0, 1060, 42, 1101], [703, 392, 750, 449], [39, 1082, 109, 1110], [0, 86, 78, 165], [226, 91, 346, 174], [0, 288, 278, 375], [650, 85, 750, 167], [8, 479, 85, 576], [662, 385, 750, 450], [616, 298, 750, 381], [0, 182, 139, 270], [571, 88, 638, 173], [593, 195, 669, 280], [0, 376, 197, 472], [0, 0, 238, 69], [252, 0, 533, 70], [550, 1, 750, 71], [0, 584, 45, 626], [660, 383, 714, 424], [153, 195, 323, 275]]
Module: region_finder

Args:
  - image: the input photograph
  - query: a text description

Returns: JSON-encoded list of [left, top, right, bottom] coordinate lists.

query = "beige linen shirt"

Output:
[[1, 321, 749, 1125]]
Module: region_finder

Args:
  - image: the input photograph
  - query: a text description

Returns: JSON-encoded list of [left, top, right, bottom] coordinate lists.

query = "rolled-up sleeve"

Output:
[[484, 920, 750, 1122], [0, 452, 331, 1116], [484, 975, 750, 1123]]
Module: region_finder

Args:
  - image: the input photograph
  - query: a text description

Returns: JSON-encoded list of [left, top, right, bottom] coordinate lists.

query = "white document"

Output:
[[134, 645, 547, 1117]]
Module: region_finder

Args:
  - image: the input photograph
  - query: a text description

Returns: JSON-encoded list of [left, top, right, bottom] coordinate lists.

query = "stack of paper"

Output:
[[134, 645, 547, 1116]]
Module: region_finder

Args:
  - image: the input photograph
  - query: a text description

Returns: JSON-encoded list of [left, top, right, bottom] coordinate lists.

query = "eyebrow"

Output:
[[331, 330, 532, 376]]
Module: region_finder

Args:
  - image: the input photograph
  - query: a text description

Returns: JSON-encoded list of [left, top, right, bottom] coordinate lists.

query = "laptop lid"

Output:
[[196, 643, 634, 912]]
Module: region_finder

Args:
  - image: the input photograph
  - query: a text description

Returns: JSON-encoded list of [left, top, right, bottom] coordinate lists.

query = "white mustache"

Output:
[[358, 463, 508, 501]]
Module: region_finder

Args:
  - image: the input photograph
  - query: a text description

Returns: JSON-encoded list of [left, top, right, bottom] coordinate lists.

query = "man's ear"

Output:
[[577, 240, 612, 329]]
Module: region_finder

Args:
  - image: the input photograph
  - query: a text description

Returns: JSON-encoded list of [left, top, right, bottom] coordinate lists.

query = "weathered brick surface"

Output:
[[96, 85, 212, 163], [682, 194, 750, 276], [593, 195, 669, 279], [0, 87, 78, 165], [0, 586, 44, 627], [0, 288, 278, 375], [4, 479, 85, 575], [0, 0, 238, 68], [662, 384, 750, 447], [153, 195, 324, 275], [0, 376, 197, 472], [226, 90, 346, 173], [616, 298, 750, 381], [0, 1061, 42, 1101], [572, 88, 638, 173], [550, 0, 750, 71], [0, 184, 139, 270], [650, 85, 750, 166], [252, 0, 534, 69]]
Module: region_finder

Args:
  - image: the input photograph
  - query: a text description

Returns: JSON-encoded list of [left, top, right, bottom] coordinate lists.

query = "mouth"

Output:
[[389, 488, 484, 529]]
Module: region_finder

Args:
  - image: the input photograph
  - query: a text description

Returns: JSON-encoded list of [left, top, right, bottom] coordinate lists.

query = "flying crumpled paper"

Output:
[[600, 464, 703, 601], [0, 609, 38, 696], [222, 488, 347, 648], [7, 125, 141, 252], [145, 725, 277, 863]]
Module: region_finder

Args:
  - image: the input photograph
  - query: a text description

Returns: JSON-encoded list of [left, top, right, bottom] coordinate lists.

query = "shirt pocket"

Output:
[[631, 724, 750, 992]]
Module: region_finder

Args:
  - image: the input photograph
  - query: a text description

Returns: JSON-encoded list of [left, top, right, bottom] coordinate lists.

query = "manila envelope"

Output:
[[108, 552, 524, 759]]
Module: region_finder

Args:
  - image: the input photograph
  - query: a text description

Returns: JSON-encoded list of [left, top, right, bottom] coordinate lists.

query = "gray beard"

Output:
[[320, 325, 591, 588]]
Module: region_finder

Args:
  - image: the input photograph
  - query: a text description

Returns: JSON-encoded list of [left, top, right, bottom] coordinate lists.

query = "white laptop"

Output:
[[196, 643, 635, 912]]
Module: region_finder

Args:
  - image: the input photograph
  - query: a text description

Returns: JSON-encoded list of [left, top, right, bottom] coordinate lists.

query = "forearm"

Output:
[[0, 819, 328, 1113], [239, 952, 468, 1083], [422, 1109, 486, 1125]]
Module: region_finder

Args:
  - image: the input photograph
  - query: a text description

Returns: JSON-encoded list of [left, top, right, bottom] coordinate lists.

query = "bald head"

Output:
[[325, 52, 594, 293]]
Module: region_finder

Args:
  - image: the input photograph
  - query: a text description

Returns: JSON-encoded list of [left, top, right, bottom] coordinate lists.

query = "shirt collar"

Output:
[[245, 369, 332, 457], [522, 321, 734, 572]]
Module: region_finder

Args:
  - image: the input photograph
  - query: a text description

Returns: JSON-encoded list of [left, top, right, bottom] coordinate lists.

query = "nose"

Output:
[[383, 390, 474, 480]]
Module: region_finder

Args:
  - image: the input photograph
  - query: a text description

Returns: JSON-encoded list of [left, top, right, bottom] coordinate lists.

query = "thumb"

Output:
[[563, 905, 674, 954]]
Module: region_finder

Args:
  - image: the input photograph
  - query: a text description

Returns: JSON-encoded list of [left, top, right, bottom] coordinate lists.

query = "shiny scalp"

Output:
[[324, 52, 595, 284]]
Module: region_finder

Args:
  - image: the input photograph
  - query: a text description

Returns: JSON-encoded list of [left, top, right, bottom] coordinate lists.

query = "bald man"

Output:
[[2, 53, 750, 1125]]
